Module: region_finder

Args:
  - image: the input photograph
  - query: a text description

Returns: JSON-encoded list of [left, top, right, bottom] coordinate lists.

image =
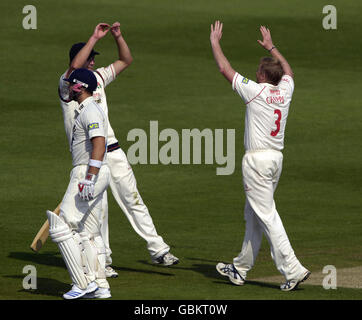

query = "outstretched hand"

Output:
[[110, 22, 122, 38], [210, 20, 223, 43], [93, 23, 110, 40], [257, 26, 274, 51]]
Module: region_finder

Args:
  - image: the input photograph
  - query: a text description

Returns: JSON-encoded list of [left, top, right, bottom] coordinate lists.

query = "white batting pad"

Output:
[[80, 231, 109, 289], [47, 210, 89, 290], [93, 234, 109, 288]]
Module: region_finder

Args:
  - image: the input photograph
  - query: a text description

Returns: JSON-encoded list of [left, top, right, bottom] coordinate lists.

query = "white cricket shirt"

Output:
[[58, 64, 118, 152], [232, 72, 294, 152], [71, 96, 108, 167]]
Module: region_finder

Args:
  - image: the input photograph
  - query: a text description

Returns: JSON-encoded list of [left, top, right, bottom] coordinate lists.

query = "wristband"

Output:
[[89, 159, 102, 168], [268, 46, 276, 52]]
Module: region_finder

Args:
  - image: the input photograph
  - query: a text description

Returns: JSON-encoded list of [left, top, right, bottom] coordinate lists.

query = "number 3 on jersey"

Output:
[[271, 109, 281, 137]]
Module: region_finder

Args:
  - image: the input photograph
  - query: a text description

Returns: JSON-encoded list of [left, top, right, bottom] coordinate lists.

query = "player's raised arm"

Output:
[[210, 21, 236, 84], [257, 26, 294, 78], [66, 23, 110, 78], [110, 22, 133, 76]]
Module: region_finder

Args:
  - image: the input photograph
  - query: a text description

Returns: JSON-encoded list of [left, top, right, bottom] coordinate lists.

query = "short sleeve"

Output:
[[95, 64, 116, 88], [82, 105, 106, 139], [232, 72, 264, 104], [279, 75, 294, 95]]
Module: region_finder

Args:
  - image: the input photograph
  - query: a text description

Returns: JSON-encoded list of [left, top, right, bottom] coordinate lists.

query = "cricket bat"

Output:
[[30, 203, 61, 252]]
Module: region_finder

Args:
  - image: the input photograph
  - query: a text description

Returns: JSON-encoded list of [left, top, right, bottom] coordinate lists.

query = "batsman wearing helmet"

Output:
[[58, 23, 178, 278], [48, 68, 111, 299], [210, 21, 310, 291]]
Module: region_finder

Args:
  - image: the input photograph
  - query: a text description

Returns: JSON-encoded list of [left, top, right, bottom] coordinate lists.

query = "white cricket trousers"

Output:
[[101, 147, 170, 264], [233, 149, 307, 281], [61, 165, 110, 235]]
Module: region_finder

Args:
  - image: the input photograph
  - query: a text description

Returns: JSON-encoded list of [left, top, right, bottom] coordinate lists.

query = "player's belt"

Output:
[[107, 142, 120, 153]]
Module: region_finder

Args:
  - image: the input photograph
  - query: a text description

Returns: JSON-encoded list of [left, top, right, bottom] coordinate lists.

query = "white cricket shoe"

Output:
[[280, 270, 311, 291], [216, 263, 245, 286], [105, 266, 118, 278], [152, 252, 179, 266], [83, 287, 111, 299], [63, 281, 97, 300]]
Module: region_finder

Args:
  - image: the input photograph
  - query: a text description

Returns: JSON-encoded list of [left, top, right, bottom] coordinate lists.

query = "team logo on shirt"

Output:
[[93, 92, 101, 103], [242, 77, 249, 84], [88, 122, 99, 130], [266, 96, 285, 104]]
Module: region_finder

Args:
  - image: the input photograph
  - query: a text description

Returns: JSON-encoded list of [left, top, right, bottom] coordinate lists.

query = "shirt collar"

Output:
[[260, 82, 276, 87], [75, 96, 94, 115]]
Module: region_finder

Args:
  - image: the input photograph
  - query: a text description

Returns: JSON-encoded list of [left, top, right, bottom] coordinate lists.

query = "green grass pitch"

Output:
[[1, 0, 362, 302]]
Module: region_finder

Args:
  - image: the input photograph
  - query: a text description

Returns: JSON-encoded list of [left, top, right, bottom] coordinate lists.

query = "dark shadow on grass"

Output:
[[245, 280, 280, 290], [189, 263, 222, 281], [186, 257, 220, 264], [164, 257, 287, 291], [181, 257, 228, 281], [140, 256, 224, 282], [4, 275, 68, 298], [9, 252, 173, 277], [137, 259, 216, 279], [8, 252, 65, 268], [112, 263, 174, 277]]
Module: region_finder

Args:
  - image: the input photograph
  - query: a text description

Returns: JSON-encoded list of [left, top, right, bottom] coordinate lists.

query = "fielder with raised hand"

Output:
[[59, 22, 178, 277], [210, 21, 310, 291], [49, 68, 111, 299]]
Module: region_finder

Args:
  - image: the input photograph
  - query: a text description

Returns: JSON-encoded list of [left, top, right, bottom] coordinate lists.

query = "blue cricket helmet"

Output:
[[63, 68, 97, 93]]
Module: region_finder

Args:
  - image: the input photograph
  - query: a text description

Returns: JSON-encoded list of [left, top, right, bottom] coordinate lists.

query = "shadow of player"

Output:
[[9, 252, 175, 277], [113, 263, 175, 277], [141, 256, 224, 282], [8, 251, 65, 268], [177, 257, 285, 290], [4, 275, 69, 298]]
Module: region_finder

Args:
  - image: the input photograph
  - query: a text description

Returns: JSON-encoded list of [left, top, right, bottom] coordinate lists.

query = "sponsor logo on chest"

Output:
[[266, 89, 284, 104], [266, 96, 285, 104]]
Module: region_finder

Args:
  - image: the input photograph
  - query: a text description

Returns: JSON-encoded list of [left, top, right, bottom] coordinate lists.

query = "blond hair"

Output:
[[258, 57, 284, 86]]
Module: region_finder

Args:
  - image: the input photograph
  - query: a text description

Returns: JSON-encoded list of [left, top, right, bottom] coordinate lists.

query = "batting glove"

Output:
[[78, 173, 96, 201]]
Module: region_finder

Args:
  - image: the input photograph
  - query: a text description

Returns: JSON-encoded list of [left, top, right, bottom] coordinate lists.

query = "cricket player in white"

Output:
[[59, 23, 178, 275], [48, 68, 111, 299], [210, 22, 310, 291]]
